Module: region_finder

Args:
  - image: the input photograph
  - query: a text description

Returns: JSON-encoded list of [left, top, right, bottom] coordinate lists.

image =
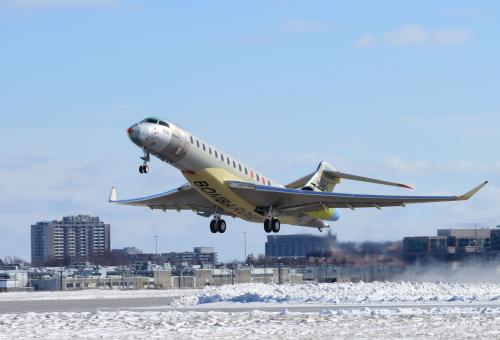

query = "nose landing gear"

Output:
[[138, 148, 150, 174]]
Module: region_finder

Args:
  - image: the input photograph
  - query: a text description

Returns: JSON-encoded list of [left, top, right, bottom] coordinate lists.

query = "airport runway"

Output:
[[1, 297, 499, 314]]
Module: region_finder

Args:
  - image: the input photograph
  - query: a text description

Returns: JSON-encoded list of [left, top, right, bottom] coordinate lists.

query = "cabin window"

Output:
[[209, 147, 212, 155], [256, 174, 260, 181], [190, 136, 194, 144], [215, 150, 218, 158], [267, 180, 271, 186], [196, 140, 200, 148], [250, 170, 254, 178], [227, 158, 230, 165], [238, 164, 242, 171], [244, 167, 248, 175], [202, 143, 206, 151], [221, 154, 224, 161]]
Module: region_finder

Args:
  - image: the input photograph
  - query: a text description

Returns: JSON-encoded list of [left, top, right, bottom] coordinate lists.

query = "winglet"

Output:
[[109, 187, 118, 202], [458, 181, 488, 200]]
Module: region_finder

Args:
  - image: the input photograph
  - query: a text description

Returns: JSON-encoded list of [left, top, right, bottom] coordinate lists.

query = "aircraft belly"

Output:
[[183, 168, 263, 222]]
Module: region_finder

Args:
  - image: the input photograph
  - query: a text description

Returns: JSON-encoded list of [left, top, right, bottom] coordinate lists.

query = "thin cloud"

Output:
[[280, 18, 330, 33], [0, 0, 123, 9], [442, 8, 485, 19], [355, 25, 471, 48], [353, 34, 375, 48], [384, 156, 432, 176], [384, 156, 500, 178]]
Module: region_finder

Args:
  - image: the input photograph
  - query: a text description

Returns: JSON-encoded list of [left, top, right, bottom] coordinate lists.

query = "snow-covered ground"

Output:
[[3, 281, 499, 306], [170, 281, 500, 307], [1, 282, 499, 338], [1, 307, 499, 339], [0, 288, 199, 302]]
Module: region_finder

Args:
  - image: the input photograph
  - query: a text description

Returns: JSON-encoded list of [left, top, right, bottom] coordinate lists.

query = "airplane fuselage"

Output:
[[127, 117, 338, 228]]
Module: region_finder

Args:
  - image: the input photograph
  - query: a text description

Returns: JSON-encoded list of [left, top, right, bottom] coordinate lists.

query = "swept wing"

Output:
[[109, 184, 215, 217], [227, 181, 488, 213]]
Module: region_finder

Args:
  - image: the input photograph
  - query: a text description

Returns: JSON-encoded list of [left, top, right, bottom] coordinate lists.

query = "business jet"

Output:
[[109, 117, 487, 234]]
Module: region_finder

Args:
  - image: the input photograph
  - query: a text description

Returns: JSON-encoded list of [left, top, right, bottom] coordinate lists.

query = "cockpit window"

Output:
[[142, 118, 169, 127]]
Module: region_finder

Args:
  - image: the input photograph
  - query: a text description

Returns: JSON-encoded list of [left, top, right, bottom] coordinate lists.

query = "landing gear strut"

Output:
[[210, 213, 226, 233], [139, 148, 150, 174]]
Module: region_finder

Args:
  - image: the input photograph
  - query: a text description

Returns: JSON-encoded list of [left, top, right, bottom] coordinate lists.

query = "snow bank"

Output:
[[1, 308, 499, 339], [173, 282, 500, 306]]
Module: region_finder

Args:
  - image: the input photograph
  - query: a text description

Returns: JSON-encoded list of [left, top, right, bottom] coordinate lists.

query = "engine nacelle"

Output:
[[307, 207, 341, 222]]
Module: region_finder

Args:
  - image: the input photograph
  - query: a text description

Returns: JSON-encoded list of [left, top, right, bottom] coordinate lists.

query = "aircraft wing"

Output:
[[227, 181, 487, 213], [109, 184, 215, 217]]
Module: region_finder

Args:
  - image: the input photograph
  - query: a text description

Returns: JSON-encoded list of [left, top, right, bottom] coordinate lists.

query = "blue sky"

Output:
[[1, 1, 500, 261]]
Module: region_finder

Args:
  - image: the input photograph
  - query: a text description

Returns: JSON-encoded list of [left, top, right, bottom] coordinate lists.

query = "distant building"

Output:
[[31, 215, 110, 266], [163, 247, 217, 267], [265, 232, 337, 257], [110, 246, 218, 267], [403, 227, 500, 262], [491, 228, 500, 251], [0, 269, 28, 292]]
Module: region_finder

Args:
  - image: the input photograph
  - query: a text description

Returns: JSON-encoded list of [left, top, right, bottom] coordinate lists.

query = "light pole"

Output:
[[244, 232, 247, 263]]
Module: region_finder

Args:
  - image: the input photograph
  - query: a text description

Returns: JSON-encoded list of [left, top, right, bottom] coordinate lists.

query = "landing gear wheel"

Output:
[[139, 165, 149, 174], [210, 220, 217, 233], [139, 166, 144, 173], [217, 219, 226, 233], [264, 219, 272, 233], [271, 219, 280, 233]]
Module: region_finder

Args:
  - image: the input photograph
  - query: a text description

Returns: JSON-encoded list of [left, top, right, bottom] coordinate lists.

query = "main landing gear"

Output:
[[263, 206, 280, 233], [210, 213, 226, 233], [138, 148, 150, 174], [264, 218, 280, 233]]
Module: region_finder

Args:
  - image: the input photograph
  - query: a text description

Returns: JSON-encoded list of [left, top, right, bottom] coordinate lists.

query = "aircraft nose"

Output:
[[127, 124, 142, 145]]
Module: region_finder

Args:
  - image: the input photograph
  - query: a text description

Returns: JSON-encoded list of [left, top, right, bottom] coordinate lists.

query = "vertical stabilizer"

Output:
[[303, 161, 341, 192]]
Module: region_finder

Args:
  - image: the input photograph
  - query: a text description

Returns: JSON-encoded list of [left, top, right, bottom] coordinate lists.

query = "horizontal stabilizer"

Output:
[[324, 170, 414, 189], [285, 172, 315, 189]]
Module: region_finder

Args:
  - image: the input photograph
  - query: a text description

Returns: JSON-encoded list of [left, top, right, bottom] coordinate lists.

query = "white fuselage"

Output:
[[128, 118, 331, 227]]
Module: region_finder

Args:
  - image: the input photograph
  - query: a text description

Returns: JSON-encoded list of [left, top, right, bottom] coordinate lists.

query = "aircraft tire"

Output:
[[271, 219, 280, 233], [217, 219, 226, 233], [139, 166, 144, 173], [264, 219, 272, 233], [210, 220, 217, 233]]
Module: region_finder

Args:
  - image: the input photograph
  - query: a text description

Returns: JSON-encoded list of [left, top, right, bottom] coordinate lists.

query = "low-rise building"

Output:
[[265, 232, 337, 257], [403, 227, 500, 262]]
